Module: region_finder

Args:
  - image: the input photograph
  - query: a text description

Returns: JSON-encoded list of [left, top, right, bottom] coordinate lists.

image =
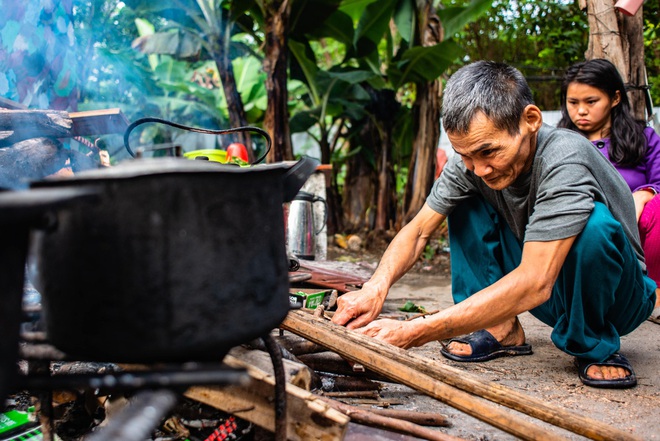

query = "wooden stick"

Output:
[[316, 395, 464, 441], [356, 407, 451, 428], [321, 390, 381, 399], [282, 310, 640, 441]]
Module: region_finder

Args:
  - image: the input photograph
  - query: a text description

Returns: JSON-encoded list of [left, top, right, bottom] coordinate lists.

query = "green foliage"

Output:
[[422, 244, 436, 261], [643, 1, 660, 104], [440, 0, 589, 109], [398, 300, 427, 313], [388, 40, 464, 88]]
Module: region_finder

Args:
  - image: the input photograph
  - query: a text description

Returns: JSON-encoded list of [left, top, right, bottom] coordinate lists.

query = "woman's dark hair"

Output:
[[557, 59, 647, 166]]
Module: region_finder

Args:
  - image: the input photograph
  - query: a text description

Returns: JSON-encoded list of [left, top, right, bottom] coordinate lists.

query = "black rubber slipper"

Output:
[[440, 329, 533, 362], [575, 353, 637, 389]]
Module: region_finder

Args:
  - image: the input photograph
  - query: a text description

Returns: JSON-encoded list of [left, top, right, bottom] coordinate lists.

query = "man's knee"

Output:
[[569, 203, 627, 265]]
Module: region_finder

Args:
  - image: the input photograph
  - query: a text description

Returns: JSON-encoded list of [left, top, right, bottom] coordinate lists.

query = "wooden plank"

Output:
[[227, 345, 314, 391], [0, 97, 27, 110], [282, 311, 642, 441], [184, 354, 349, 441], [69, 109, 129, 136], [296, 261, 369, 293]]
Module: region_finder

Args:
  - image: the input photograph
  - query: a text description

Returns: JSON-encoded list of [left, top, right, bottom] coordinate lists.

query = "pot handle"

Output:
[[282, 156, 320, 202], [123, 117, 272, 164], [312, 195, 328, 235]]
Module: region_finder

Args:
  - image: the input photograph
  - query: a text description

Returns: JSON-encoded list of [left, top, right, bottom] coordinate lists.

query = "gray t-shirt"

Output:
[[427, 124, 644, 265]]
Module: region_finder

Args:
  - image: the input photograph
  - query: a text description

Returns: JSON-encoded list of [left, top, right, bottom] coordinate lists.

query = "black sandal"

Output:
[[440, 329, 532, 362], [575, 353, 637, 389]]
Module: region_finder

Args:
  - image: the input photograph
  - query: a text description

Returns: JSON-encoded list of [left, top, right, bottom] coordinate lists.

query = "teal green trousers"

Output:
[[447, 197, 656, 362]]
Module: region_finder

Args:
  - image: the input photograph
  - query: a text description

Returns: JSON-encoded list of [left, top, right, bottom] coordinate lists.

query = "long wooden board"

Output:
[[281, 310, 641, 441]]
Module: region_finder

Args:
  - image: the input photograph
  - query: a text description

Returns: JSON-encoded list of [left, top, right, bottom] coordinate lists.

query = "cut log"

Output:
[[282, 310, 642, 441], [184, 354, 349, 441], [0, 109, 71, 145], [0, 138, 70, 189]]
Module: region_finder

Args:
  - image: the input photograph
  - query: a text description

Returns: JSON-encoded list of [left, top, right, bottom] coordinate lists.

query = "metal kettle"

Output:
[[287, 191, 327, 260]]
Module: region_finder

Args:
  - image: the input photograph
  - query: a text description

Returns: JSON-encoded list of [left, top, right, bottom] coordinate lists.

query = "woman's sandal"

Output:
[[575, 353, 637, 389]]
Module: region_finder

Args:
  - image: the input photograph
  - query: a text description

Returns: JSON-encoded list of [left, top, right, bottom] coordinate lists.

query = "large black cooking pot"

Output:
[[28, 156, 318, 363], [0, 187, 97, 406]]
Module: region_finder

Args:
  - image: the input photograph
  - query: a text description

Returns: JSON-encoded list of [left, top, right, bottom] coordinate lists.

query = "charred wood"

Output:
[[318, 374, 382, 392], [0, 108, 128, 146], [272, 333, 327, 356], [0, 110, 72, 145], [0, 138, 70, 189], [297, 351, 391, 382]]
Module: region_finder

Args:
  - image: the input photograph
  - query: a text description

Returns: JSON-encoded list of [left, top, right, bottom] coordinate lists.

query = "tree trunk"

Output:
[[375, 126, 393, 231], [262, 0, 294, 163], [342, 122, 376, 231], [371, 89, 398, 232], [402, 3, 443, 226], [618, 8, 647, 119], [212, 43, 254, 160], [583, 0, 647, 118]]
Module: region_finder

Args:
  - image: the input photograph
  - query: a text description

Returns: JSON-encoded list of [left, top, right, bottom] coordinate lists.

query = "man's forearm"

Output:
[[403, 238, 574, 347], [366, 211, 442, 299]]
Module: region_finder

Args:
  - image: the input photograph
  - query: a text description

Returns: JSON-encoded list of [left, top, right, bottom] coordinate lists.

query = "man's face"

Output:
[[447, 112, 537, 191]]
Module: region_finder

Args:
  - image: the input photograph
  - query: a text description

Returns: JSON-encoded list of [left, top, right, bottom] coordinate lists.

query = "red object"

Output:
[[226, 143, 248, 162], [435, 148, 448, 179]]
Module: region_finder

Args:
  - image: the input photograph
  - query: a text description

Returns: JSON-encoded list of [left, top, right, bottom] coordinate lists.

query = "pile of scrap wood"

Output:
[[185, 308, 643, 441], [0, 107, 127, 188]]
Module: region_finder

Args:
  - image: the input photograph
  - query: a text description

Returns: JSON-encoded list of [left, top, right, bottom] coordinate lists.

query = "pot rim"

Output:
[[31, 157, 300, 186]]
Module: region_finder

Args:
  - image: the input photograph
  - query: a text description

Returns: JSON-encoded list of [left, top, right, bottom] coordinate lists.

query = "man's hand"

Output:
[[331, 285, 385, 330], [332, 203, 446, 332], [358, 318, 422, 349]]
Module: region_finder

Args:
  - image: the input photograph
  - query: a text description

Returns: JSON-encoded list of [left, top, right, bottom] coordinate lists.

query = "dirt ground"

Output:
[[322, 241, 660, 441]]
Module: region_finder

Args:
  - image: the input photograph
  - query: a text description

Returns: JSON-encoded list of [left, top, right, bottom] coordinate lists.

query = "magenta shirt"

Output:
[[593, 127, 660, 194]]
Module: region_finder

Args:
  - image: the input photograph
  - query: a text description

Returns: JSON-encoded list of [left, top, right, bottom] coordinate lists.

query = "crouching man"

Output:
[[332, 61, 656, 389]]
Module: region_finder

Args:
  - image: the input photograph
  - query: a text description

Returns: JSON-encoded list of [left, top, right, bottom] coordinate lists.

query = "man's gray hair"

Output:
[[442, 61, 534, 136]]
